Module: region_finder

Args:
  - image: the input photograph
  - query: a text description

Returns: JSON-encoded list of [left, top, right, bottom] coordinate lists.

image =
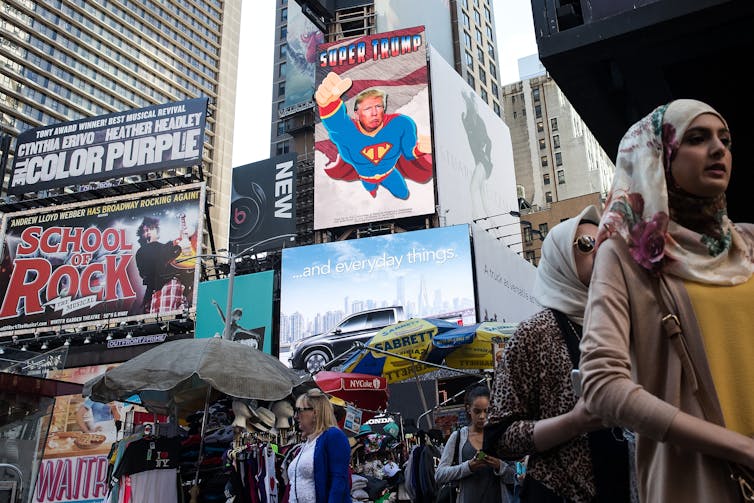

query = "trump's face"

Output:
[[356, 96, 385, 132]]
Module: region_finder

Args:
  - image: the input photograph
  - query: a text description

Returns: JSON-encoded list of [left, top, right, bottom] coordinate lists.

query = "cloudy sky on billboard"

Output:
[[281, 225, 475, 324]]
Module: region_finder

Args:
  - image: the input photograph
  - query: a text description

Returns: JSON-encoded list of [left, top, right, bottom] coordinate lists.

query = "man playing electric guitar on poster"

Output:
[[135, 214, 196, 314]]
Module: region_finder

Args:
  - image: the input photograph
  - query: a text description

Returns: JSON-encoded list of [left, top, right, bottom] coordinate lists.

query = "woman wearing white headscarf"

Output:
[[487, 205, 632, 503], [580, 99, 754, 502]]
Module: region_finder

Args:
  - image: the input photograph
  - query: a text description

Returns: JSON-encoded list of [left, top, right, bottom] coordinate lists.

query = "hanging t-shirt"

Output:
[[114, 437, 182, 478]]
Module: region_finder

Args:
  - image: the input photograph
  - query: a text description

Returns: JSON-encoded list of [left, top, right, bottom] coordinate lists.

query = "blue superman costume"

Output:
[[319, 99, 433, 199]]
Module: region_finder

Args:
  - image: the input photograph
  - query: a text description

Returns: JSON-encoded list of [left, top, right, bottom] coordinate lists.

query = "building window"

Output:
[[545, 191, 553, 203], [553, 134, 560, 148], [467, 74, 475, 88], [557, 170, 565, 184], [462, 12, 470, 29], [513, 110, 517, 119], [281, 7, 288, 22], [278, 81, 285, 97], [539, 223, 549, 236], [478, 67, 486, 84], [484, 5, 491, 21], [543, 173, 550, 185], [535, 104, 542, 119], [491, 81, 499, 98], [541, 155, 548, 167], [523, 227, 533, 243], [532, 87, 541, 102], [464, 32, 472, 48], [277, 121, 285, 135], [481, 88, 488, 102], [276, 140, 290, 155], [279, 43, 287, 58], [280, 26, 287, 39], [489, 62, 497, 79], [551, 117, 558, 131], [462, 0, 469, 8], [465, 51, 473, 68], [488, 44, 495, 60], [278, 61, 286, 77], [493, 102, 501, 116], [476, 29, 483, 44], [539, 138, 546, 150], [474, 10, 481, 24], [477, 46, 484, 62], [537, 121, 544, 133], [555, 152, 563, 165], [486, 25, 493, 39], [524, 250, 536, 263]]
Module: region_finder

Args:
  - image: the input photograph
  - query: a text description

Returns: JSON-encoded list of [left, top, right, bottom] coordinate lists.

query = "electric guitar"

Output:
[[170, 213, 198, 269]]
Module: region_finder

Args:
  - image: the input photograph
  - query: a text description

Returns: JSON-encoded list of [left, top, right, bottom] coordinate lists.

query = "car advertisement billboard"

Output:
[[279, 225, 476, 356], [36, 364, 135, 503], [8, 97, 208, 195], [229, 153, 297, 255], [313, 26, 435, 229], [470, 223, 540, 323], [429, 46, 519, 235], [0, 184, 205, 336], [194, 270, 275, 354]]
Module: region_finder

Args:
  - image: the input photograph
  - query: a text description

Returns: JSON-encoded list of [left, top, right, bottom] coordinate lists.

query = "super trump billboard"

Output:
[[0, 183, 205, 335], [313, 26, 435, 229]]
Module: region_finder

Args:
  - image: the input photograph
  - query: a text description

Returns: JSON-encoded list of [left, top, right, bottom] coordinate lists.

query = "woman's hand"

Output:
[[567, 397, 605, 435]]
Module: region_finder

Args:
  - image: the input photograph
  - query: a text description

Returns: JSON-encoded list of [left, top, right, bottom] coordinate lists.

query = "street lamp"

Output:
[[178, 234, 296, 340]]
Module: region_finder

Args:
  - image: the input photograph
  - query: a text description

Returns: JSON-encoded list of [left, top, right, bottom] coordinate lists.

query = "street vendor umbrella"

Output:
[[428, 321, 517, 370], [313, 370, 389, 412], [341, 318, 459, 383], [83, 337, 306, 416]]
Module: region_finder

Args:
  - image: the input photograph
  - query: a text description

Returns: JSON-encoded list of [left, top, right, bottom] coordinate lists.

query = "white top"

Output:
[[287, 434, 320, 503]]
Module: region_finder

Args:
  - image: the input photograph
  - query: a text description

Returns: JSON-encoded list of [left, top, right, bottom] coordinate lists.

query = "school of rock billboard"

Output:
[[8, 97, 208, 195], [282, 3, 324, 114], [0, 183, 205, 336], [229, 153, 297, 255], [313, 26, 435, 229]]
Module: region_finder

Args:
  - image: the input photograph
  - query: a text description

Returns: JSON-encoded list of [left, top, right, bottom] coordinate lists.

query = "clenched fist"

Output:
[[315, 72, 353, 108], [417, 134, 432, 154]]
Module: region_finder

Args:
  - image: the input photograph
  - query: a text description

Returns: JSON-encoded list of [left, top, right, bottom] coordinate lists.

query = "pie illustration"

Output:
[[74, 433, 107, 449]]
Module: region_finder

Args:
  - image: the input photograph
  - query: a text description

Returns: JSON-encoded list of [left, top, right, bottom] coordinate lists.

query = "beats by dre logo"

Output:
[[231, 182, 267, 240]]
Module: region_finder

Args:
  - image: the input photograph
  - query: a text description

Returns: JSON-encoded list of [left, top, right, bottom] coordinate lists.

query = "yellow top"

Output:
[[685, 276, 754, 436]]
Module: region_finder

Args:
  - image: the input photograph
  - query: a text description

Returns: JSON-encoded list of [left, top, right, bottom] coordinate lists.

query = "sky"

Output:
[[231, 0, 538, 168]]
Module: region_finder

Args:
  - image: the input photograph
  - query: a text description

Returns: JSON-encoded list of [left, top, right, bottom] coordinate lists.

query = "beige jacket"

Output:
[[580, 227, 754, 503]]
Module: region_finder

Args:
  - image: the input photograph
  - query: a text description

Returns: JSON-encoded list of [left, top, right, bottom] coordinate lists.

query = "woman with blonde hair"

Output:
[[287, 388, 351, 503]]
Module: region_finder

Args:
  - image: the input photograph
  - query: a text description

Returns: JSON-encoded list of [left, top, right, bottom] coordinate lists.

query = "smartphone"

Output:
[[570, 369, 582, 397]]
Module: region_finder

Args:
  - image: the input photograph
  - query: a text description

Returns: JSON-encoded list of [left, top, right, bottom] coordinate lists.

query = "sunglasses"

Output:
[[573, 235, 596, 254], [294, 407, 314, 414]]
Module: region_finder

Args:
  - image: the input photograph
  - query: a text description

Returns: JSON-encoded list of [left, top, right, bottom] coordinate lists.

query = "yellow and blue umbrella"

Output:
[[429, 322, 518, 370], [341, 318, 460, 383]]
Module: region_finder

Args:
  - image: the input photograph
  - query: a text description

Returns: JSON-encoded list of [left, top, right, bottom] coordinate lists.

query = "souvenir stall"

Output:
[[82, 338, 305, 503]]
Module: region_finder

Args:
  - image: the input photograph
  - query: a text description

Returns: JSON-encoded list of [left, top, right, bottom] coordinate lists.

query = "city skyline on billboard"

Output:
[[195, 271, 275, 354], [429, 46, 520, 238], [8, 98, 208, 195], [279, 225, 476, 349], [313, 26, 435, 229], [229, 153, 297, 254], [0, 184, 205, 336]]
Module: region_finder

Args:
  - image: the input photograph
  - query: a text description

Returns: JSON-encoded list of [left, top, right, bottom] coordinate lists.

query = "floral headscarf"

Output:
[[596, 99, 753, 285]]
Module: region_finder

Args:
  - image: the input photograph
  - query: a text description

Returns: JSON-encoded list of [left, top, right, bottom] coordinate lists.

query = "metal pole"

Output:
[[223, 252, 236, 340]]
